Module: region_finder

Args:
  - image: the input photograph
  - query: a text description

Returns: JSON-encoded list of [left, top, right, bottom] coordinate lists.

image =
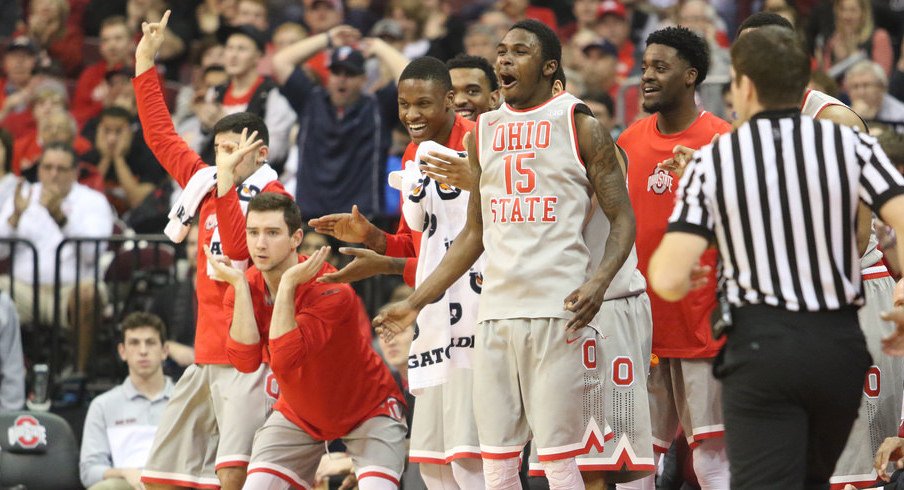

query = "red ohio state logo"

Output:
[[8, 415, 47, 449]]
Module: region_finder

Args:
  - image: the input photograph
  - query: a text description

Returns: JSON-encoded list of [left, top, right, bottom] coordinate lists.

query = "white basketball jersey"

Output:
[[801, 89, 881, 269], [475, 92, 644, 322]]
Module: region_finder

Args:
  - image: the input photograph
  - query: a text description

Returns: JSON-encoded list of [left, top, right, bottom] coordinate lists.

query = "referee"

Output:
[[648, 26, 904, 489]]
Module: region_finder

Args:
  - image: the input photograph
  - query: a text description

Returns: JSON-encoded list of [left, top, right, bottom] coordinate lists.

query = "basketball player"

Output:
[[730, 12, 904, 488], [447, 53, 501, 122], [209, 192, 407, 490], [307, 56, 501, 283], [375, 19, 640, 490], [134, 12, 289, 489], [617, 26, 733, 490]]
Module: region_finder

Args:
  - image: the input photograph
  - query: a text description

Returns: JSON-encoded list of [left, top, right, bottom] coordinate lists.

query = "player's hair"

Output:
[[510, 19, 561, 67], [39, 142, 78, 169], [731, 25, 809, 108], [399, 56, 452, 92], [99, 105, 133, 124], [736, 11, 794, 36], [121, 311, 167, 344], [248, 192, 303, 233], [213, 112, 270, 146], [553, 65, 566, 89], [446, 54, 499, 91], [100, 15, 134, 36], [646, 26, 710, 86]]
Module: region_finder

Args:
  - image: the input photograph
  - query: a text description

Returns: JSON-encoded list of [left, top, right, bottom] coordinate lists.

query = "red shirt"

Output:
[[386, 114, 475, 286], [225, 257, 403, 440], [133, 68, 290, 364], [12, 131, 93, 175], [72, 61, 112, 126], [620, 112, 731, 358], [0, 79, 35, 139]]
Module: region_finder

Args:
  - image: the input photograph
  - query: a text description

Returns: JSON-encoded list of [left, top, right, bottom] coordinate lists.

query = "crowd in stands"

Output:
[[2, 0, 904, 487]]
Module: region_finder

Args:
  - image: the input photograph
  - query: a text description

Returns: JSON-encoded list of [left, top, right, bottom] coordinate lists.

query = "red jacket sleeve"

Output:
[[384, 215, 416, 257], [269, 284, 353, 373], [216, 180, 291, 260], [403, 258, 417, 287], [222, 285, 264, 372], [133, 68, 206, 188]]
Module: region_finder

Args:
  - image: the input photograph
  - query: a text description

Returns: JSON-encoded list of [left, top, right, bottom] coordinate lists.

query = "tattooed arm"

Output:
[[563, 112, 637, 332]]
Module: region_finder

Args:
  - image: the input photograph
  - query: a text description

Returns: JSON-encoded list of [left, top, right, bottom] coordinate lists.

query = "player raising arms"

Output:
[[209, 193, 407, 490], [133, 11, 289, 490], [376, 19, 639, 490]]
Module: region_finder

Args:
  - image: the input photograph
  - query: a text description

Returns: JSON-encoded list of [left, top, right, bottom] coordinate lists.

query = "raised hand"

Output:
[[420, 134, 475, 191], [372, 299, 419, 338], [135, 9, 171, 74], [308, 205, 378, 244], [327, 25, 361, 48], [216, 128, 263, 176], [284, 245, 330, 286], [318, 247, 398, 283], [204, 244, 246, 286]]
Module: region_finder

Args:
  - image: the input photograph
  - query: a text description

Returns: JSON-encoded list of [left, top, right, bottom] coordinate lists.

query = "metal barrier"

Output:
[[51, 235, 178, 380], [0, 237, 40, 329]]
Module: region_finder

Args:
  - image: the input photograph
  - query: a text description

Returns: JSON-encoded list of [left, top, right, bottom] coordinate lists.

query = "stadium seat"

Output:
[[0, 411, 81, 490]]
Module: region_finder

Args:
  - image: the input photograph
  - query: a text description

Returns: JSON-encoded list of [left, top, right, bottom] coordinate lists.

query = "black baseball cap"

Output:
[[329, 46, 365, 76], [218, 24, 268, 53], [5, 36, 38, 56]]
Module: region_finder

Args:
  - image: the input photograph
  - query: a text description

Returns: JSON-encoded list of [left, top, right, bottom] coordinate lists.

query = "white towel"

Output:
[[165, 164, 279, 278], [391, 141, 484, 393], [165, 166, 216, 243]]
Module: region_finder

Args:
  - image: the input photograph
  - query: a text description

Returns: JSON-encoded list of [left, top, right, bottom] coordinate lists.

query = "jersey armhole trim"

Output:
[[569, 103, 587, 168]]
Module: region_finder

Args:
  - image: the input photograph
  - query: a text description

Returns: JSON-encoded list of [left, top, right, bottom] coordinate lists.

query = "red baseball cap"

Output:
[[598, 0, 627, 20]]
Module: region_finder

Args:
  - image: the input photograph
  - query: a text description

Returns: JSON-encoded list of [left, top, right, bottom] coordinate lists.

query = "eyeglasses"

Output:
[[38, 164, 74, 173]]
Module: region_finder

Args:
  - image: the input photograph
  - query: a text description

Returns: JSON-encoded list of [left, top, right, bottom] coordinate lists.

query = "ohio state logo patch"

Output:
[[8, 415, 47, 449], [647, 168, 673, 195]]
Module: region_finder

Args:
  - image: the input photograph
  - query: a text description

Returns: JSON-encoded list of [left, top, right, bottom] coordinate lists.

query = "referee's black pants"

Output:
[[714, 304, 871, 490]]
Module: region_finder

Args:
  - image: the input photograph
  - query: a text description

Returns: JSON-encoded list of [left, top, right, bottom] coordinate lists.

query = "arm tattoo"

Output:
[[580, 113, 637, 287]]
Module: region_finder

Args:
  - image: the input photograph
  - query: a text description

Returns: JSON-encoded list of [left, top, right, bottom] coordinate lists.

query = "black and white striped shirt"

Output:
[[668, 108, 904, 312]]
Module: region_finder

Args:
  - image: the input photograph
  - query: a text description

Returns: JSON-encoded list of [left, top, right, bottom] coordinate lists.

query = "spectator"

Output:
[[172, 39, 225, 127], [10, 80, 71, 172], [176, 64, 229, 152], [820, 0, 893, 79], [150, 223, 197, 380], [0, 143, 114, 374], [196, 0, 240, 38], [580, 38, 621, 98], [20, 0, 84, 76], [845, 59, 904, 124], [0, 37, 40, 139], [272, 25, 408, 218], [676, 0, 730, 114], [302, 0, 344, 84], [79, 312, 174, 490], [462, 23, 499, 63], [495, 0, 558, 29], [0, 292, 25, 412], [82, 106, 168, 217], [597, 0, 638, 81], [196, 25, 295, 171], [125, 0, 188, 80], [365, 19, 406, 92], [560, 0, 601, 41], [0, 129, 17, 206], [582, 91, 620, 137], [258, 21, 309, 76], [71, 16, 135, 126], [14, 107, 93, 180], [234, 0, 268, 30]]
